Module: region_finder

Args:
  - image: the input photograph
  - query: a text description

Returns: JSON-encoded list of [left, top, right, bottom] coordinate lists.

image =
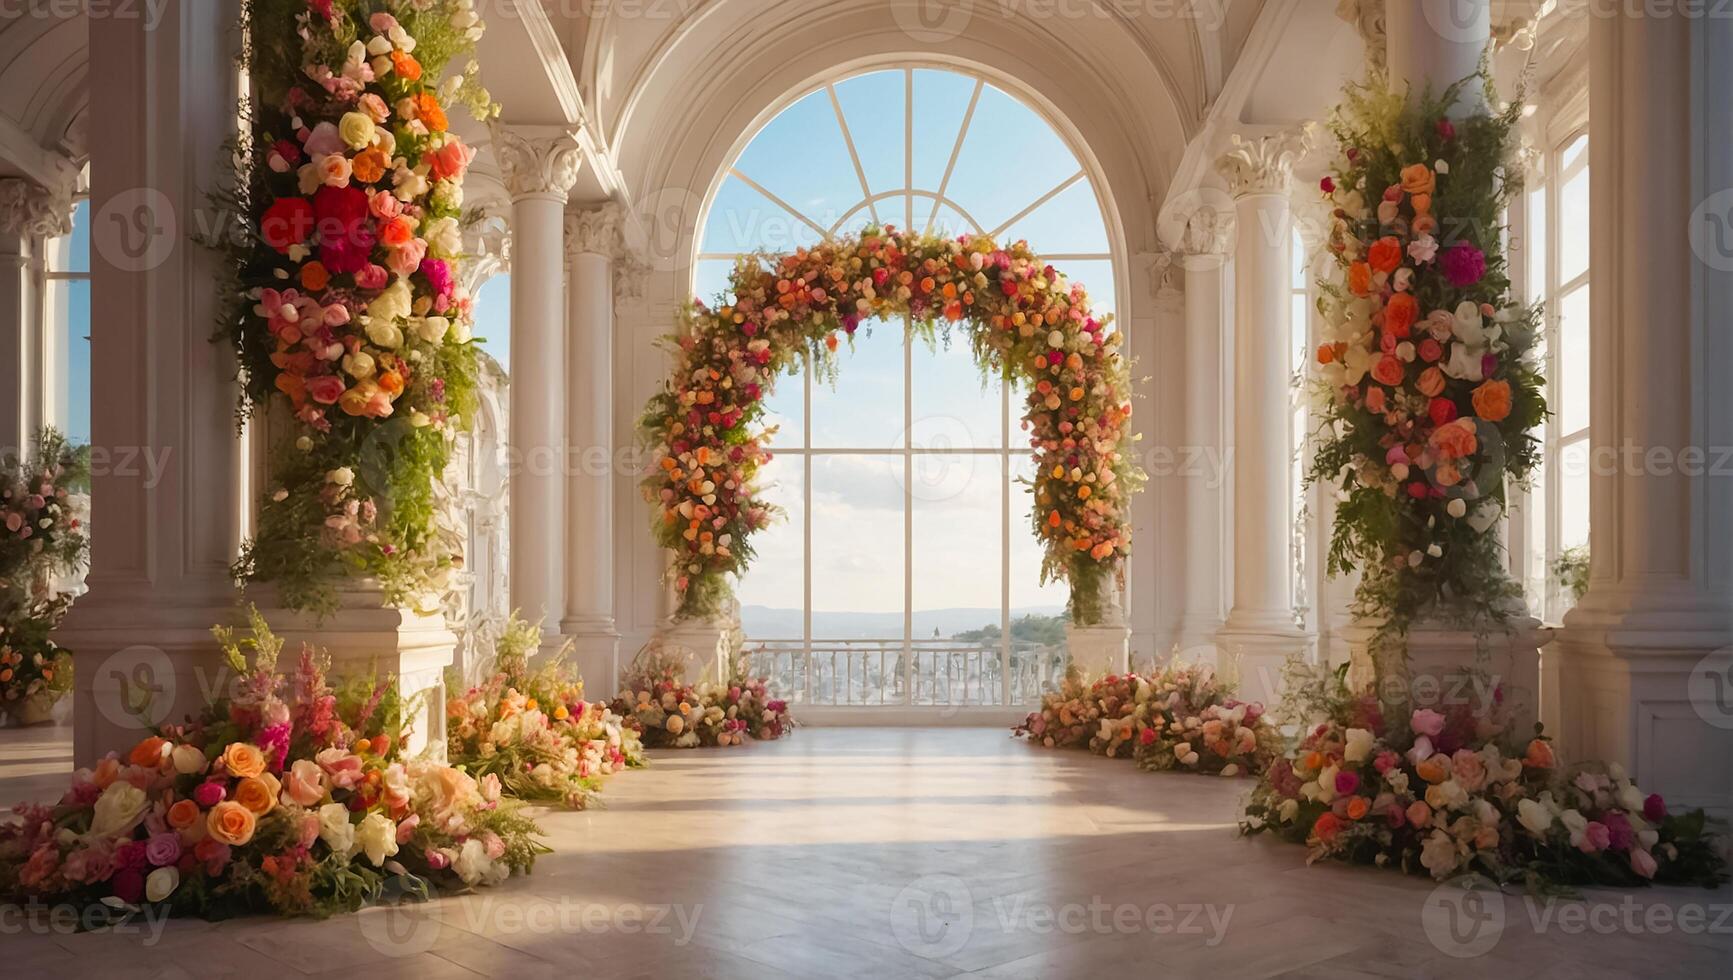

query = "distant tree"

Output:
[[952, 612, 1066, 646]]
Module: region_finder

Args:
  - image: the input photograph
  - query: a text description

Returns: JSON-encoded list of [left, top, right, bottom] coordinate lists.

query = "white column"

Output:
[[1175, 210, 1231, 655], [1384, 0, 1491, 112], [56, 2, 245, 764], [1554, 10, 1733, 814], [490, 124, 582, 647], [1213, 131, 1314, 707], [561, 203, 622, 689], [0, 179, 74, 457]]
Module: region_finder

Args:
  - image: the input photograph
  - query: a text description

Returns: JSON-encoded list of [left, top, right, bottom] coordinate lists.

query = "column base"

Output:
[[1345, 614, 1549, 742], [1553, 600, 1731, 817], [1175, 613, 1225, 661], [253, 586, 457, 762], [1214, 621, 1313, 710], [558, 617, 620, 699], [652, 618, 735, 685], [1065, 624, 1130, 678]]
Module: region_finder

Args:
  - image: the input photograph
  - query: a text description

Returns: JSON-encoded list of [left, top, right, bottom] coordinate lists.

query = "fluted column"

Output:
[[491, 124, 582, 644], [1175, 208, 1231, 653], [561, 203, 623, 688], [1213, 130, 1314, 706], [1554, 8, 1733, 812]]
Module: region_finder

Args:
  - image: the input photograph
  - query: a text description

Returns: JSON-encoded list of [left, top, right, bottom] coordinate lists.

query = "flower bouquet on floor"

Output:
[[0, 428, 90, 722], [1240, 661, 1727, 889], [445, 616, 643, 809], [1012, 660, 1277, 777], [0, 607, 545, 920], [611, 642, 793, 749]]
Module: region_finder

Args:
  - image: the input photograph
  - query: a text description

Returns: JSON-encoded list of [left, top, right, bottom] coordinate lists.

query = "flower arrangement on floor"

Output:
[[446, 616, 644, 809], [641, 227, 1145, 626], [1309, 75, 1546, 637], [0, 608, 544, 919], [611, 644, 793, 749], [1012, 661, 1277, 777], [218, 0, 497, 614], [0, 428, 90, 720], [1241, 661, 1726, 889]]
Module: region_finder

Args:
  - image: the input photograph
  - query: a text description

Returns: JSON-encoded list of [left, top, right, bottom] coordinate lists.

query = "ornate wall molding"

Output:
[[461, 205, 512, 293], [565, 201, 623, 258], [0, 177, 75, 239], [1336, 0, 1387, 76], [488, 124, 584, 203], [1215, 126, 1316, 199], [613, 251, 651, 304]]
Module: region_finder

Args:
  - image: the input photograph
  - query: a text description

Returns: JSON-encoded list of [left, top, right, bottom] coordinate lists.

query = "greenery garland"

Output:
[[640, 228, 1146, 626], [214, 0, 497, 614], [1308, 75, 1545, 641]]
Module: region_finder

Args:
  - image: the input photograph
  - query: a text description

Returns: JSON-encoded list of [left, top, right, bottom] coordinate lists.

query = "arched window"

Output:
[[694, 67, 1119, 709]]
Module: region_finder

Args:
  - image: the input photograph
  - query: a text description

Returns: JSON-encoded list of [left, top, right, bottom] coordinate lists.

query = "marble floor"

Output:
[[1, 724, 1728, 979]]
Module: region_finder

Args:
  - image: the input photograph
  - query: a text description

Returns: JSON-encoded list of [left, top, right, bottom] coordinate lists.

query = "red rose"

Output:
[[260, 197, 314, 253], [1428, 397, 1459, 427], [312, 185, 375, 274]]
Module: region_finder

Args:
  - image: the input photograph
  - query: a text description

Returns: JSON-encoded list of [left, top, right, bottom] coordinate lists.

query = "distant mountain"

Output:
[[739, 604, 1065, 641]]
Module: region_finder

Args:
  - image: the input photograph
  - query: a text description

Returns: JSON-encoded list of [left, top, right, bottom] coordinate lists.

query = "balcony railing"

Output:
[[738, 638, 1068, 707]]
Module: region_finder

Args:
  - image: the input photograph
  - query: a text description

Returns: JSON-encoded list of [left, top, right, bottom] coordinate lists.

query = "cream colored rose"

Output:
[[422, 216, 462, 259], [367, 279, 413, 323], [366, 319, 405, 350], [1343, 728, 1375, 764], [170, 743, 207, 775], [356, 812, 399, 867], [317, 802, 356, 856], [339, 112, 377, 150], [145, 866, 180, 903], [342, 350, 377, 380], [89, 781, 150, 838]]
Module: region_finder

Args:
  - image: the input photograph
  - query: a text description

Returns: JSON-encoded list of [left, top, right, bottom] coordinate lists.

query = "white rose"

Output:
[[356, 812, 400, 867], [343, 350, 377, 380], [1419, 830, 1461, 878], [366, 35, 394, 57], [318, 802, 357, 856], [145, 866, 180, 903], [368, 279, 412, 323], [339, 111, 377, 150], [415, 316, 451, 344], [366, 319, 405, 350], [171, 743, 207, 775], [423, 216, 462, 259], [1343, 728, 1375, 763], [1516, 798, 1554, 837], [1317, 763, 1340, 802], [326, 467, 355, 487], [431, 180, 464, 212], [1277, 798, 1299, 823], [453, 837, 491, 885], [89, 782, 149, 839]]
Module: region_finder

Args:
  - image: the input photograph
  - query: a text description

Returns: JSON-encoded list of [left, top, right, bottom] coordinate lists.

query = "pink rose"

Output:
[[425, 847, 451, 870], [395, 812, 420, 844], [355, 264, 390, 290], [386, 238, 427, 278], [315, 748, 365, 790], [1630, 849, 1658, 879], [358, 93, 390, 124], [1411, 708, 1446, 738], [283, 758, 327, 806], [307, 375, 347, 405], [1579, 821, 1612, 853], [193, 780, 226, 807], [368, 190, 403, 221], [143, 832, 181, 867]]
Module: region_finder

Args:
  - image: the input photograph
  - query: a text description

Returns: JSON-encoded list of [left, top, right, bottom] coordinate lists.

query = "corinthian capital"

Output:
[[490, 124, 583, 203], [0, 178, 75, 239], [1215, 126, 1316, 199], [565, 202, 624, 258]]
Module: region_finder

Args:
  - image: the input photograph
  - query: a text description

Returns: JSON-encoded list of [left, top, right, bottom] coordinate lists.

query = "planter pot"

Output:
[[11, 692, 62, 726]]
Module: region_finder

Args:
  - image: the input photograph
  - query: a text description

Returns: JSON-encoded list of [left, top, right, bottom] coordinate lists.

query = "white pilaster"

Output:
[[1213, 130, 1315, 707], [491, 124, 582, 646], [56, 2, 247, 765], [560, 202, 623, 691], [1175, 209, 1231, 656], [1384, 0, 1490, 112], [1553, 10, 1733, 814]]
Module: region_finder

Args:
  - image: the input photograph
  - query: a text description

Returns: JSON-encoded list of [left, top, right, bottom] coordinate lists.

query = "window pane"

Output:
[[701, 175, 826, 255], [48, 278, 92, 445], [810, 454, 904, 620], [1524, 462, 1547, 619], [1558, 439, 1590, 551], [1525, 184, 1547, 301], [1009, 453, 1069, 701], [810, 317, 904, 448], [732, 89, 862, 236], [59, 199, 89, 274], [1291, 293, 1310, 375], [993, 178, 1111, 255], [736, 454, 805, 639], [912, 454, 1003, 629], [1558, 284, 1591, 436], [911, 331, 1002, 451], [910, 69, 982, 197], [1559, 164, 1590, 283], [831, 70, 906, 202], [470, 274, 509, 374], [945, 83, 1083, 234], [1560, 133, 1588, 170]]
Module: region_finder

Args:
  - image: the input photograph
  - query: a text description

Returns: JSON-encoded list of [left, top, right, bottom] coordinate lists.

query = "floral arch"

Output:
[[640, 225, 1144, 628]]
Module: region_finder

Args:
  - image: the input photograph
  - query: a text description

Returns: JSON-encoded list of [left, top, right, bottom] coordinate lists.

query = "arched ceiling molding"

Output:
[[0, 12, 88, 178]]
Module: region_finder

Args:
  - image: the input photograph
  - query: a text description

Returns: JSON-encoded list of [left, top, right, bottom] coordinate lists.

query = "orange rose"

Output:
[[1416, 366, 1446, 398], [1410, 193, 1432, 216], [221, 742, 266, 780], [390, 50, 422, 81], [1400, 163, 1437, 196], [1370, 354, 1405, 387], [1429, 418, 1479, 460], [1316, 343, 1337, 365], [1383, 293, 1419, 338], [412, 93, 448, 134], [380, 215, 416, 247], [1346, 796, 1371, 821], [128, 736, 169, 768], [1367, 236, 1404, 274], [92, 757, 121, 789], [1523, 738, 1556, 769], [300, 260, 330, 293], [1416, 754, 1452, 784], [234, 774, 281, 815], [167, 799, 201, 830], [206, 800, 257, 847], [351, 146, 388, 184], [1348, 261, 1372, 296], [1471, 379, 1513, 422]]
